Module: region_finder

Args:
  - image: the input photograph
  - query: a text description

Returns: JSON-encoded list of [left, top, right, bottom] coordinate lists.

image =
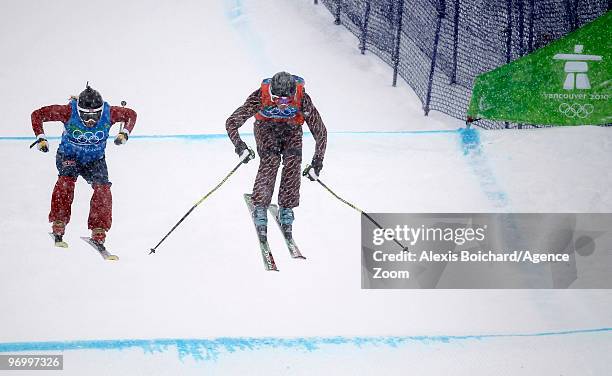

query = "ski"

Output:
[[268, 205, 306, 259], [244, 194, 278, 271], [49, 232, 68, 248], [80, 237, 119, 261]]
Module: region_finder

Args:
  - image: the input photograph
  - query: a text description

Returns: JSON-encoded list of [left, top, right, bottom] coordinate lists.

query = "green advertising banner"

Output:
[[467, 11, 611, 126]]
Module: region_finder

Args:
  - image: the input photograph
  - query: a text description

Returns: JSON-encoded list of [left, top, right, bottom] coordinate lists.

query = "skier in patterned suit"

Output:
[[31, 84, 137, 246], [226, 72, 327, 240]]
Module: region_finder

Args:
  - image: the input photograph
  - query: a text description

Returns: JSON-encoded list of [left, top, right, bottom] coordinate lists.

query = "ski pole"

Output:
[[29, 139, 43, 149], [303, 165, 407, 251], [119, 100, 127, 132], [115, 101, 127, 146], [149, 148, 255, 254]]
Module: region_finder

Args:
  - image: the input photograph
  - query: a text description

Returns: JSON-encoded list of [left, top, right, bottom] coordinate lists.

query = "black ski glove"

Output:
[[312, 157, 323, 175], [235, 141, 254, 164], [304, 157, 323, 181], [235, 141, 247, 155]]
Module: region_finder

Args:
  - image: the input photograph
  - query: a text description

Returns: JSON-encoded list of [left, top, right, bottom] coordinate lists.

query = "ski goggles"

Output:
[[271, 94, 294, 105], [78, 105, 103, 123], [269, 85, 295, 105]]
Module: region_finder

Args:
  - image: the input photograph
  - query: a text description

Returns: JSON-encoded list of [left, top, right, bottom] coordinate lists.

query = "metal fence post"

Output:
[[334, 0, 341, 25], [517, 0, 524, 56], [564, 0, 577, 31], [527, 0, 535, 52], [392, 0, 406, 87], [505, 0, 513, 64], [424, 0, 446, 115], [360, 1, 372, 54], [450, 0, 460, 84]]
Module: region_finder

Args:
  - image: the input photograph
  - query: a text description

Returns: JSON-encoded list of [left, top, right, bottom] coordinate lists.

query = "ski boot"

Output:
[[52, 220, 68, 248], [91, 228, 107, 245], [253, 206, 268, 242], [278, 207, 294, 239], [82, 228, 118, 260]]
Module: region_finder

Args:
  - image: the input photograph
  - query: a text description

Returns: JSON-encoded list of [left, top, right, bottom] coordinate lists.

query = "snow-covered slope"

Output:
[[0, 0, 610, 374]]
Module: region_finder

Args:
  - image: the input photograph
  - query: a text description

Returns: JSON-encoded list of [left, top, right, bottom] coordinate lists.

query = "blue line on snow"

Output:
[[0, 328, 610, 360], [0, 129, 459, 141]]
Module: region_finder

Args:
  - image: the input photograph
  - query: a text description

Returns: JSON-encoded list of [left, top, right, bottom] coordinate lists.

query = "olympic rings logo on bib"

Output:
[[70, 129, 106, 145], [558, 103, 594, 119], [264, 106, 298, 117]]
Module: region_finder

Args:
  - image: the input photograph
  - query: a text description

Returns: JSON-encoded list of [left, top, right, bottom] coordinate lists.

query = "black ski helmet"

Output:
[[77, 83, 103, 123], [78, 84, 103, 110], [270, 72, 297, 97]]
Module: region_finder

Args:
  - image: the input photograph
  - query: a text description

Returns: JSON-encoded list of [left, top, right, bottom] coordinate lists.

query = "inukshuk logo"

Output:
[[553, 44, 602, 90], [552, 44, 602, 119]]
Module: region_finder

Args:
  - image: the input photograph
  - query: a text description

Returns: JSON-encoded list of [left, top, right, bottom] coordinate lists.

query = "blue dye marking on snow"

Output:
[[459, 127, 480, 154], [223, 0, 273, 74], [0, 328, 610, 361], [458, 128, 510, 208]]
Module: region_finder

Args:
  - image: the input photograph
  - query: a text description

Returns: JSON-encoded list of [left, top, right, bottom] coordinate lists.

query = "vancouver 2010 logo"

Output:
[[549, 44, 604, 120]]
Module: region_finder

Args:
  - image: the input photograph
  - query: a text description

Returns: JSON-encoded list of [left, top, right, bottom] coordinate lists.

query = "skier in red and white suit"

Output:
[[31, 85, 137, 245]]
